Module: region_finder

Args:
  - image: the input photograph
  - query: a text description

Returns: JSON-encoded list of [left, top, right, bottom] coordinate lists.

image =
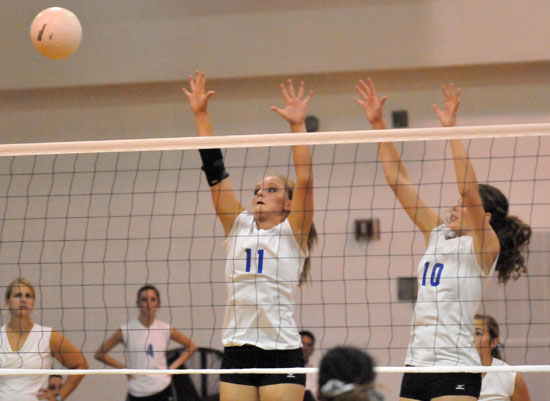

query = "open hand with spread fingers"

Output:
[[270, 79, 313, 131], [182, 70, 216, 115], [433, 83, 461, 127], [354, 77, 388, 130]]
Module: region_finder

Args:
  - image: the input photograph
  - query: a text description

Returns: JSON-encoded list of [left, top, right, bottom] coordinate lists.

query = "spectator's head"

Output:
[[318, 346, 383, 401], [48, 375, 63, 395], [5, 277, 35, 301], [5, 278, 36, 321], [136, 285, 161, 320], [300, 330, 316, 364], [474, 314, 502, 360]]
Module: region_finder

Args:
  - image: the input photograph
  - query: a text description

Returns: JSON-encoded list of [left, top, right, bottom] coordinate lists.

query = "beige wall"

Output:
[[3, 1, 550, 89], [2, 62, 550, 145]]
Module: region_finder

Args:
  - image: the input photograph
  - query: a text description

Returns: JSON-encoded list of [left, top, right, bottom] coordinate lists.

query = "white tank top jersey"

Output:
[[121, 319, 172, 397], [0, 324, 53, 401], [479, 358, 515, 401], [405, 225, 496, 367], [223, 211, 307, 350]]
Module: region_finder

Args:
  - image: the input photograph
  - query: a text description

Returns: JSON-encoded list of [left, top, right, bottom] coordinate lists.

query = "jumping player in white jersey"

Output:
[[0, 278, 88, 401], [355, 78, 531, 401], [94, 285, 197, 401], [474, 314, 531, 401], [183, 70, 316, 401]]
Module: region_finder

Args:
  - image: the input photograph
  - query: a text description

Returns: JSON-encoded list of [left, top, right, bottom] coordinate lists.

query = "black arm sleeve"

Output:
[[199, 148, 229, 187]]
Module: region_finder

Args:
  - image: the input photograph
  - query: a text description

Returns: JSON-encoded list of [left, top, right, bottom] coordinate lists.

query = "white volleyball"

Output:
[[30, 7, 82, 60]]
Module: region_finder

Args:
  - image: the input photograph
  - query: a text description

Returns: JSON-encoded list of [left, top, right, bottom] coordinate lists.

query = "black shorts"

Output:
[[220, 345, 306, 387], [400, 372, 481, 400], [127, 384, 174, 401]]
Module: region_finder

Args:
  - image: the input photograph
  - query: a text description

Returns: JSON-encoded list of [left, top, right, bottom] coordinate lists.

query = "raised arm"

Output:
[[435, 84, 499, 274], [270, 80, 314, 251], [43, 330, 88, 400], [183, 70, 244, 236], [355, 78, 441, 242], [167, 329, 198, 370]]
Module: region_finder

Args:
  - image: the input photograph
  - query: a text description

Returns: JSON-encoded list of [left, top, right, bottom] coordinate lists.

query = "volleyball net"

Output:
[[1, 124, 549, 399]]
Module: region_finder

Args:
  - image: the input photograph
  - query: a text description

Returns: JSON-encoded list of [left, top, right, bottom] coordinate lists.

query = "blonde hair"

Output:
[[5, 278, 36, 300]]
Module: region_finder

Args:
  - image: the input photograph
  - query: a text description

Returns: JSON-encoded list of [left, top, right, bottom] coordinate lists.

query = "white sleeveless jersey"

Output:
[[121, 319, 172, 397], [0, 324, 52, 401], [405, 225, 496, 366], [222, 211, 306, 350], [479, 358, 515, 401]]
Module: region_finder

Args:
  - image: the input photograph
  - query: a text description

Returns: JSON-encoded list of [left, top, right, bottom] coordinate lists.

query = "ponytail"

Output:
[[493, 215, 531, 283], [478, 184, 532, 283], [299, 223, 318, 286]]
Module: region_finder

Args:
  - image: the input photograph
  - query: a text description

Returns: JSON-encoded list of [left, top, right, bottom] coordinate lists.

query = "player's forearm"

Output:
[[450, 139, 478, 199], [378, 142, 410, 191], [194, 112, 215, 137], [94, 352, 125, 369], [294, 154, 313, 190], [169, 350, 194, 370], [59, 357, 88, 399]]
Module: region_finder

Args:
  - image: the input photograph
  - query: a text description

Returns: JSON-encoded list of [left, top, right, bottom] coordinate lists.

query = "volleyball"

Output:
[[30, 7, 82, 60]]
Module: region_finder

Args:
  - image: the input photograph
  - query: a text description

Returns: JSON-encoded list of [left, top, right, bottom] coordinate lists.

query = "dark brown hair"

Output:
[[318, 346, 377, 401], [478, 184, 531, 283], [137, 285, 160, 305]]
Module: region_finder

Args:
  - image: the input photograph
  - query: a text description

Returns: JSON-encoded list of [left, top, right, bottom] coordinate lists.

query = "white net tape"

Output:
[[1, 123, 549, 156], [3, 365, 550, 376]]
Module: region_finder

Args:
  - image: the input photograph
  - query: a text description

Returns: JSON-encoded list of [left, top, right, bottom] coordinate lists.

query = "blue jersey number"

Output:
[[245, 248, 264, 274], [146, 343, 154, 357], [421, 262, 444, 287]]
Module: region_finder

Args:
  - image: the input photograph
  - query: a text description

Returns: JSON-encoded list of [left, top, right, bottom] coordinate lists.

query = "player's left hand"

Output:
[[433, 83, 461, 127]]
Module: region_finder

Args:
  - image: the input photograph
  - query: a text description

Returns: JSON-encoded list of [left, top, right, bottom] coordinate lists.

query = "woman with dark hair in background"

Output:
[[95, 285, 197, 401], [474, 315, 531, 401]]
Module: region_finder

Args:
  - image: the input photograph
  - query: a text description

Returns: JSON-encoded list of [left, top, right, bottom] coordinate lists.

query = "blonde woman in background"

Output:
[[0, 278, 88, 401]]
